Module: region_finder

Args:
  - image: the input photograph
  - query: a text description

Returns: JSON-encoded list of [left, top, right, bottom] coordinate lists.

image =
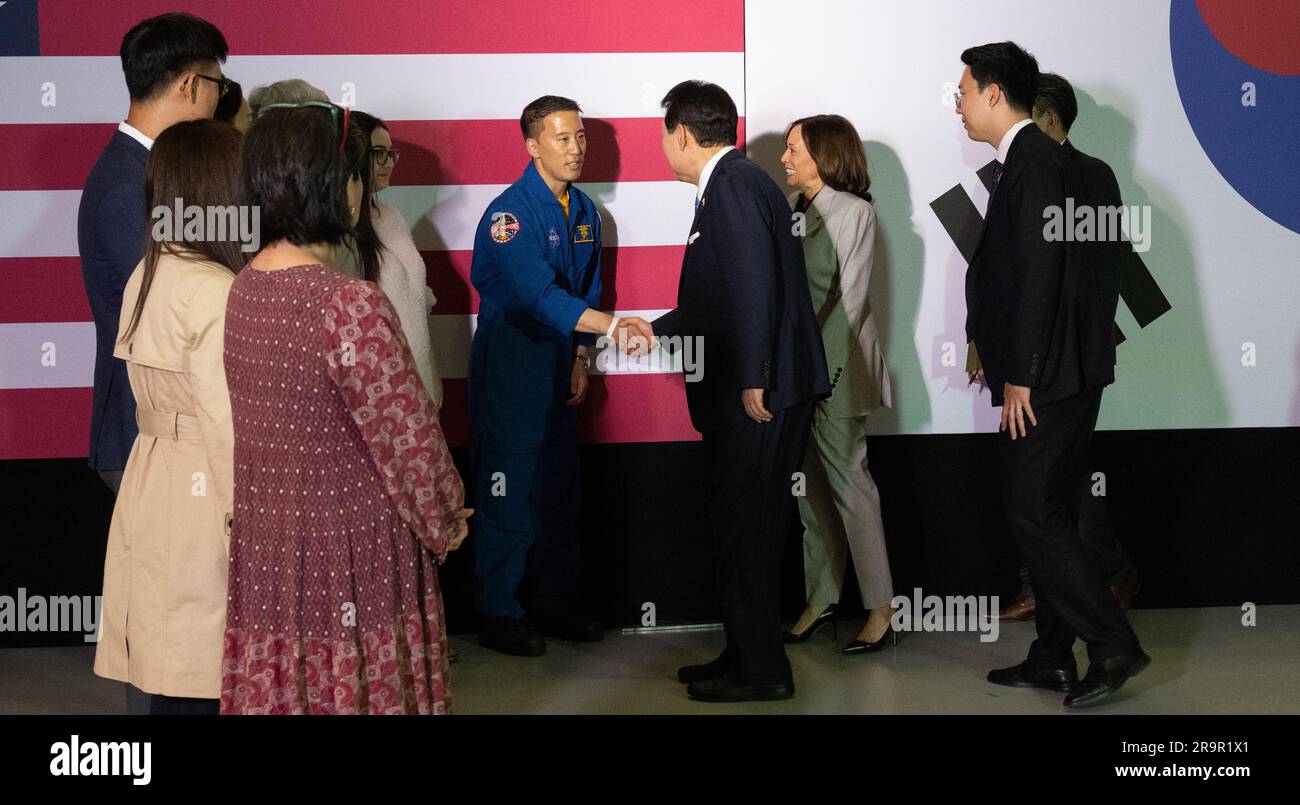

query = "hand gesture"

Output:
[[447, 508, 474, 551], [614, 316, 656, 357]]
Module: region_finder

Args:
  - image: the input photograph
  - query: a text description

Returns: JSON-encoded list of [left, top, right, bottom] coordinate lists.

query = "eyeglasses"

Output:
[[194, 73, 233, 98], [255, 101, 351, 154], [952, 90, 964, 108], [370, 147, 401, 166]]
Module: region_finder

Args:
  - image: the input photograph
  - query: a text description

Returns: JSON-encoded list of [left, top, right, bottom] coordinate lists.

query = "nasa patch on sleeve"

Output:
[[490, 211, 521, 243]]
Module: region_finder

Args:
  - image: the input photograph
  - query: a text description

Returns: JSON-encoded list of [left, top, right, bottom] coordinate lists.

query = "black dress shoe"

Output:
[[842, 623, 898, 655], [686, 675, 794, 703], [987, 660, 1078, 692], [528, 608, 604, 642], [1064, 651, 1151, 708], [479, 617, 546, 657], [783, 604, 839, 643], [677, 653, 730, 684]]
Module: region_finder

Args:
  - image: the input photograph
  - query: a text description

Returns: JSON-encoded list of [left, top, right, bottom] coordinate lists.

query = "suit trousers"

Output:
[[702, 400, 815, 686], [999, 387, 1140, 668], [798, 415, 894, 610]]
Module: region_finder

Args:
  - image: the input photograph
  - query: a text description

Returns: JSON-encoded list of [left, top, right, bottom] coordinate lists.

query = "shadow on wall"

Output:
[[576, 117, 622, 418], [747, 131, 930, 435], [1073, 85, 1228, 427]]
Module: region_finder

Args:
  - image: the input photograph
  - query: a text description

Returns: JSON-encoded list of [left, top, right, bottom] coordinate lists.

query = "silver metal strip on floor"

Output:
[[620, 622, 725, 635]]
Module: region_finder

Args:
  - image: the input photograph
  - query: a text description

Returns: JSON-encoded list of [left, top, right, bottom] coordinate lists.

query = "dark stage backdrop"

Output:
[[3, 426, 1296, 648]]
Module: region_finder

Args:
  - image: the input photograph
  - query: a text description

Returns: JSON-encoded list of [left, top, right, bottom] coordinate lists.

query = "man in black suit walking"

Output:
[[956, 43, 1148, 708], [652, 81, 830, 702]]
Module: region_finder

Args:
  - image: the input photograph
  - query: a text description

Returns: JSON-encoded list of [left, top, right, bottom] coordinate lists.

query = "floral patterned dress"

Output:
[[220, 263, 464, 714]]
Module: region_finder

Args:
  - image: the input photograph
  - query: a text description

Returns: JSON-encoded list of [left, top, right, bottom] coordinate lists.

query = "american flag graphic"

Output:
[[0, 0, 746, 459]]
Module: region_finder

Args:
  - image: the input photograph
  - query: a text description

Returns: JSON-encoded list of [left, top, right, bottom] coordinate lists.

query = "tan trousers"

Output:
[[797, 415, 894, 610]]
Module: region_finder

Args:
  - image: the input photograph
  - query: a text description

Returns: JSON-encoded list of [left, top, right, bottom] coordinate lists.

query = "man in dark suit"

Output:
[[77, 12, 227, 716], [998, 73, 1142, 624], [79, 12, 229, 495], [652, 81, 830, 702], [957, 43, 1148, 708]]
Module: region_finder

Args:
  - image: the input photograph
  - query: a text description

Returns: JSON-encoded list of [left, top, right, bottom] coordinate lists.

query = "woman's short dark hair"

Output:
[[119, 12, 228, 102], [661, 80, 737, 147], [786, 115, 872, 203], [960, 41, 1040, 115], [125, 120, 244, 341], [1033, 73, 1078, 133], [242, 106, 360, 250]]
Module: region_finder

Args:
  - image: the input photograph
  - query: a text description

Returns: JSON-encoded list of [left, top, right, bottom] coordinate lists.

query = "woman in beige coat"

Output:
[[93, 120, 246, 714]]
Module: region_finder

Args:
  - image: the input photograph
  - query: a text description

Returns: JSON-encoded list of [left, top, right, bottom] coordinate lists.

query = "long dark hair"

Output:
[[785, 114, 873, 203], [124, 119, 245, 342], [346, 112, 385, 282]]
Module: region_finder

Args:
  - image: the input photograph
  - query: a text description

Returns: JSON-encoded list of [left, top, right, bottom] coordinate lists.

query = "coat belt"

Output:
[[136, 408, 202, 440]]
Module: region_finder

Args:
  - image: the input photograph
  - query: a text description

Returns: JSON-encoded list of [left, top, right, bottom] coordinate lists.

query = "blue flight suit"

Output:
[[468, 161, 603, 620]]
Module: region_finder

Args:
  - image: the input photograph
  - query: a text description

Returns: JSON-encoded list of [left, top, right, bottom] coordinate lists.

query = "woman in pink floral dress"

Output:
[[221, 105, 471, 714]]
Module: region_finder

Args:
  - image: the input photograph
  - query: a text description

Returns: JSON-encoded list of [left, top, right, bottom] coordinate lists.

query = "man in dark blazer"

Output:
[[79, 12, 228, 494], [957, 43, 1147, 708], [78, 13, 227, 715], [653, 81, 830, 702], [996, 73, 1144, 624]]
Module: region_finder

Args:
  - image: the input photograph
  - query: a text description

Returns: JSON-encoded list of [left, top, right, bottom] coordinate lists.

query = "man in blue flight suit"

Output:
[[469, 95, 654, 657]]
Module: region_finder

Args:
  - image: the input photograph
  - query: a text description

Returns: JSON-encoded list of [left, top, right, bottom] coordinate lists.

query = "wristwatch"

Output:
[[574, 352, 591, 370]]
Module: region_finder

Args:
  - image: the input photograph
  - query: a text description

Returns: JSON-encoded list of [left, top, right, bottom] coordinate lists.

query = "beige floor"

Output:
[[3, 605, 1296, 714]]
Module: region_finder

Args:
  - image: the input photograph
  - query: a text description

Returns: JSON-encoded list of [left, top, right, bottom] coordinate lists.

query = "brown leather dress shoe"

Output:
[[996, 593, 1036, 622]]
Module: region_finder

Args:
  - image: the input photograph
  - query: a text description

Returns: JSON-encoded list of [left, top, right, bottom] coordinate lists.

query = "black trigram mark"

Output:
[[930, 160, 1171, 346]]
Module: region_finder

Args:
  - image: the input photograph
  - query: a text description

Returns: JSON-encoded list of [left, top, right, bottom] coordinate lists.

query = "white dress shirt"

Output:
[[697, 145, 736, 201], [118, 121, 155, 151], [996, 118, 1035, 165]]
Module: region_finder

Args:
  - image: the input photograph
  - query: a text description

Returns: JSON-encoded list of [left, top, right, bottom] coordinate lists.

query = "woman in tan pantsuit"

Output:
[[93, 120, 246, 713], [780, 115, 898, 654]]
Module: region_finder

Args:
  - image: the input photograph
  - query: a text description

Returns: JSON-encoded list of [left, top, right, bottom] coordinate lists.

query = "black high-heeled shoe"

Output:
[[783, 605, 839, 643], [842, 622, 899, 655]]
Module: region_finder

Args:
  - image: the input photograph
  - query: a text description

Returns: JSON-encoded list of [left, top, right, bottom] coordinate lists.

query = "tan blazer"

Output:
[[93, 251, 235, 699], [791, 187, 892, 418]]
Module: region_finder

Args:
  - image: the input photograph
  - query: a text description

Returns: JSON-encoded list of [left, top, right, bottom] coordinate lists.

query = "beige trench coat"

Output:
[[93, 251, 235, 698]]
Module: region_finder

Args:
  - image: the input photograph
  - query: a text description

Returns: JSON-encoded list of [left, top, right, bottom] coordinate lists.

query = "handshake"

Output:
[[605, 315, 658, 358]]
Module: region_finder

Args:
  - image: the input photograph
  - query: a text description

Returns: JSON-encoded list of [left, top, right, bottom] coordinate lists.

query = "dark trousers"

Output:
[[1017, 469, 1137, 596], [999, 388, 1140, 668], [702, 400, 814, 686], [470, 403, 582, 619]]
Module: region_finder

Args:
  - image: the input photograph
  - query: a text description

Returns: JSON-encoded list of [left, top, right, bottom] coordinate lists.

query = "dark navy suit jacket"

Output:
[[653, 149, 830, 433], [78, 130, 148, 470]]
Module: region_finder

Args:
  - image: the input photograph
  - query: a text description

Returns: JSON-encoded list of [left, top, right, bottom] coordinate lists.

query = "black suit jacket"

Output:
[[77, 130, 148, 470], [966, 125, 1114, 407], [654, 150, 830, 433], [1062, 139, 1129, 357]]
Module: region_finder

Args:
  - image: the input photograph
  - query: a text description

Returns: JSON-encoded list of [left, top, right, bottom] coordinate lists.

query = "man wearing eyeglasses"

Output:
[[956, 41, 1147, 709], [76, 11, 229, 715]]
